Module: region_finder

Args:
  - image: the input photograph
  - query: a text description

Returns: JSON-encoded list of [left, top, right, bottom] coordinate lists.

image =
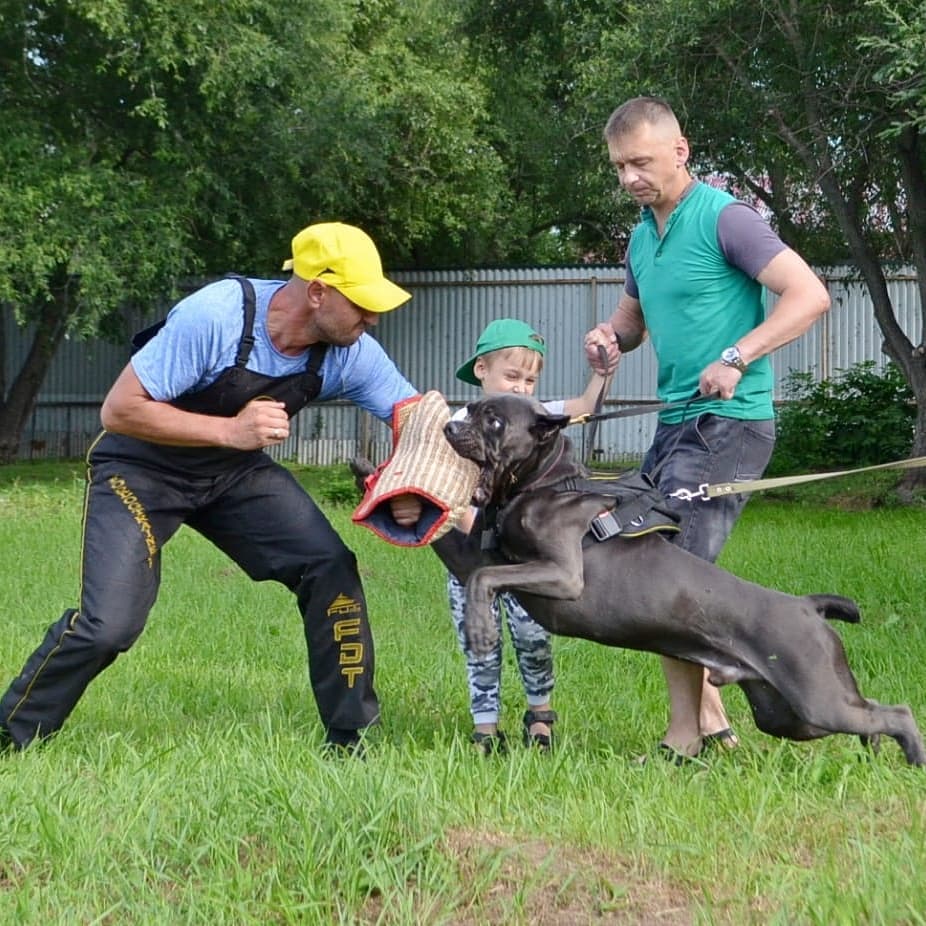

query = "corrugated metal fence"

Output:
[[5, 265, 922, 464]]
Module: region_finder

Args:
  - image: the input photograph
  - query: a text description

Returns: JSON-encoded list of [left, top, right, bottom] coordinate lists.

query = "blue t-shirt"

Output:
[[132, 277, 417, 422]]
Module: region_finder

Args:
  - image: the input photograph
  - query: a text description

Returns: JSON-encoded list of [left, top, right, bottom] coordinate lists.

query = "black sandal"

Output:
[[635, 740, 707, 767], [657, 742, 704, 766], [522, 709, 557, 752], [702, 727, 739, 750], [471, 730, 508, 756]]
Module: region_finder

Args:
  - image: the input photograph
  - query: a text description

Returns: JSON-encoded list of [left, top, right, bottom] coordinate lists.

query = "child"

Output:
[[449, 318, 612, 754]]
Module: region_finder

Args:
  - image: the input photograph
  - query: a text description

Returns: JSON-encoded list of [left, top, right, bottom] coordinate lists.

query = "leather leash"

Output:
[[571, 390, 716, 427], [568, 379, 926, 499], [669, 454, 926, 501], [582, 345, 609, 465]]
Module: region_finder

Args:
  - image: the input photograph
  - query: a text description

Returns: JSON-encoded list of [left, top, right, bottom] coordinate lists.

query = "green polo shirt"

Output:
[[628, 183, 775, 423]]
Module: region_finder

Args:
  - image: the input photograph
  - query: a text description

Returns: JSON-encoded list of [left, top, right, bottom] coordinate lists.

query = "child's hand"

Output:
[[390, 493, 423, 527], [458, 508, 477, 534]]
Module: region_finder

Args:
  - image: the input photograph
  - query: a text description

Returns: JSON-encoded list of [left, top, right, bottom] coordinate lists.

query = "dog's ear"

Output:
[[531, 411, 571, 444], [349, 456, 377, 495]]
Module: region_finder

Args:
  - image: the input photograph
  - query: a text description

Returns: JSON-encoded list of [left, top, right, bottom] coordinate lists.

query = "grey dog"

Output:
[[428, 392, 925, 766]]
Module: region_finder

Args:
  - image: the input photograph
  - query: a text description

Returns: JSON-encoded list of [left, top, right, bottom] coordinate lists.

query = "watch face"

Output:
[[721, 347, 746, 371]]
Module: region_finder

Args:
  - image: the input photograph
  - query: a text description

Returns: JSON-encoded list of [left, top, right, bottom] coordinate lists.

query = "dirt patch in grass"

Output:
[[355, 825, 706, 923], [440, 827, 698, 924]]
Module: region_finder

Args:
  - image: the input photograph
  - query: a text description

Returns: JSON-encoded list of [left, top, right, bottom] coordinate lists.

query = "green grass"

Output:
[[1, 463, 925, 923]]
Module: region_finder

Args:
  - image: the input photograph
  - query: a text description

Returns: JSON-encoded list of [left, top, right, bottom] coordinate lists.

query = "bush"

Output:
[[289, 464, 364, 506], [768, 361, 914, 475], [316, 465, 364, 506]]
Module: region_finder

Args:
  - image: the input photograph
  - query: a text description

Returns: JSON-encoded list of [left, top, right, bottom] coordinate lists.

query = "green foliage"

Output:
[[574, 0, 910, 265], [769, 361, 915, 475], [5, 1, 926, 294], [457, 0, 637, 263], [0, 0, 510, 334], [862, 0, 926, 136], [314, 465, 364, 507]]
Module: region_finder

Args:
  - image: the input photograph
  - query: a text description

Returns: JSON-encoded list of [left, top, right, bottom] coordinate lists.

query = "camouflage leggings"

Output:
[[447, 572, 554, 725]]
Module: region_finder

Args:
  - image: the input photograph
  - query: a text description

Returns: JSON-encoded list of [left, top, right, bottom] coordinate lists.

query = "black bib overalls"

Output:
[[0, 278, 379, 747]]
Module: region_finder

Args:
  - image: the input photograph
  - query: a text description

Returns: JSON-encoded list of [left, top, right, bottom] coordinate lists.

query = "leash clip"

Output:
[[668, 483, 709, 502]]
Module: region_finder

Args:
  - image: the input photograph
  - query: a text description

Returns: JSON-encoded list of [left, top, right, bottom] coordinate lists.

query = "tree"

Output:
[[456, 0, 638, 263], [0, 0, 516, 462], [574, 0, 926, 489], [0, 0, 317, 461]]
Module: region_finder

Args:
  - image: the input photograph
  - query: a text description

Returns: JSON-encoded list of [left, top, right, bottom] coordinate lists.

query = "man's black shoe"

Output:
[[323, 727, 365, 758]]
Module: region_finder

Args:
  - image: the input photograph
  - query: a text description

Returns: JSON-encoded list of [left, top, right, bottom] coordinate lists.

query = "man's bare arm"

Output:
[[100, 364, 289, 449]]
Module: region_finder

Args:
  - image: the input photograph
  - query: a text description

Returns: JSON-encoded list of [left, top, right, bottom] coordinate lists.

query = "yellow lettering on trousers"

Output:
[[108, 475, 158, 567], [327, 594, 361, 617], [341, 666, 364, 686], [333, 614, 364, 687], [339, 642, 363, 665], [334, 617, 361, 641]]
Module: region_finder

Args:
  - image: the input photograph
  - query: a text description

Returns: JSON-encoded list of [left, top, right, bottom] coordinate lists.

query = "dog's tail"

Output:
[[808, 593, 861, 624]]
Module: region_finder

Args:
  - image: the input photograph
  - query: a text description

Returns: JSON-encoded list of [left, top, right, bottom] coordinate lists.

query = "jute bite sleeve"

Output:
[[352, 391, 480, 547]]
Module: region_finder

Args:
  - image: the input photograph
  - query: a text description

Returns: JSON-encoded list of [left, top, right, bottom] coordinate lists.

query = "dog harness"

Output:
[[481, 469, 679, 554], [577, 471, 680, 541]]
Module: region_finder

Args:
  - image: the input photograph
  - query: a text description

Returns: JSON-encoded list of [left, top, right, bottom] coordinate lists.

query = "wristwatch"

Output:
[[720, 345, 747, 374]]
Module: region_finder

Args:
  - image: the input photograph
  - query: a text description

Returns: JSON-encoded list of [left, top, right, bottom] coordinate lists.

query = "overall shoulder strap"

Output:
[[305, 342, 329, 376], [223, 273, 257, 367]]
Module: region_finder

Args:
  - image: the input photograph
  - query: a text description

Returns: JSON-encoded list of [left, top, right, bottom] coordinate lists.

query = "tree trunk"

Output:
[[897, 363, 926, 496], [0, 289, 75, 464], [758, 34, 926, 500], [887, 129, 926, 494], [784, 110, 926, 497]]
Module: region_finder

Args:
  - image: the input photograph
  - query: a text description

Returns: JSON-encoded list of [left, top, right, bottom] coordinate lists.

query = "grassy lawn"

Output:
[[0, 461, 924, 924]]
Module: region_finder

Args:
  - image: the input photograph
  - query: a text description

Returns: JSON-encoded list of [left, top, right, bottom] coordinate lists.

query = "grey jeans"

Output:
[[642, 414, 775, 563]]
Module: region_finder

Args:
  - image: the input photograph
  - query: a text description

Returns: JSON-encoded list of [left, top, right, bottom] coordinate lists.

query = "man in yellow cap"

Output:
[[0, 222, 419, 755]]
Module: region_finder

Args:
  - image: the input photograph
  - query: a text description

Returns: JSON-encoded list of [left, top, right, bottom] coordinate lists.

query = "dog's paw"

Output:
[[464, 610, 499, 657], [348, 457, 376, 495]]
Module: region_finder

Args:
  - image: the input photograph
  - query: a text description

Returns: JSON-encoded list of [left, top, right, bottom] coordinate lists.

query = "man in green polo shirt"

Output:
[[585, 96, 831, 763]]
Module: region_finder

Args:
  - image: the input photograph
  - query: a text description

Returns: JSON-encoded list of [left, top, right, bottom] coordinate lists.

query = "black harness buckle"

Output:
[[589, 510, 622, 542]]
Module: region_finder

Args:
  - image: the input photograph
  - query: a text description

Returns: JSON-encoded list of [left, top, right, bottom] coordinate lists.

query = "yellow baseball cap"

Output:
[[282, 222, 412, 313]]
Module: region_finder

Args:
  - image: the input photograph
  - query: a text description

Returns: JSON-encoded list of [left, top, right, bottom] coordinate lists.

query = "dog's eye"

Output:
[[487, 416, 504, 432]]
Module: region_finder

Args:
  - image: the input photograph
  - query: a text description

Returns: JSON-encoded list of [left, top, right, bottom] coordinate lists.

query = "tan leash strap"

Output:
[[674, 455, 926, 501]]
